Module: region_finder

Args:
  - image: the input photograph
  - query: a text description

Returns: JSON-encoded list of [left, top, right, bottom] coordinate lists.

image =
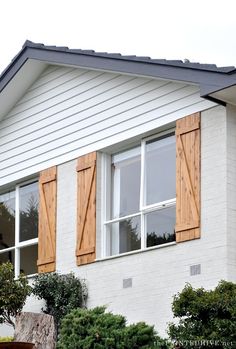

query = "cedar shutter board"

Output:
[[175, 113, 201, 243], [37, 166, 57, 273], [76, 152, 96, 266]]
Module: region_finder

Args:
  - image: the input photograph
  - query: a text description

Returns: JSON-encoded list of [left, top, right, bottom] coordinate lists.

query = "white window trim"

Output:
[[0, 179, 39, 278], [101, 129, 176, 258], [96, 240, 176, 263]]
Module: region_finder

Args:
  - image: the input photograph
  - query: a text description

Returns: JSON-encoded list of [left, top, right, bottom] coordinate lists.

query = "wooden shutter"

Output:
[[76, 152, 96, 266], [37, 166, 57, 273], [175, 113, 200, 242]]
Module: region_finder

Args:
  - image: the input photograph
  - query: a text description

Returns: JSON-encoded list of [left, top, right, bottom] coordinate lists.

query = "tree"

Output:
[[147, 232, 175, 247], [168, 281, 236, 349], [120, 219, 141, 252], [32, 272, 87, 335], [0, 262, 31, 328]]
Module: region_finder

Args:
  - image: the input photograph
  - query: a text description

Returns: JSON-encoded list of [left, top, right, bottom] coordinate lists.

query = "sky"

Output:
[[0, 0, 236, 75]]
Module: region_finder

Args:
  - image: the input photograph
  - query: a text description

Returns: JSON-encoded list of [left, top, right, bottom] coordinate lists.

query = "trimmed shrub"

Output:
[[124, 322, 157, 348], [57, 306, 165, 349], [32, 272, 87, 333]]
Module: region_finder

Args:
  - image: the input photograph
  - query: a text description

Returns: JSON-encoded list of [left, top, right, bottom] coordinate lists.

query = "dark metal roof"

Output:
[[1, 40, 236, 103], [19, 41, 236, 73]]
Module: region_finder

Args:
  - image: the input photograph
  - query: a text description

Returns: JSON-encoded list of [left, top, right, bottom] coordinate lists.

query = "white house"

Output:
[[1, 41, 236, 337]]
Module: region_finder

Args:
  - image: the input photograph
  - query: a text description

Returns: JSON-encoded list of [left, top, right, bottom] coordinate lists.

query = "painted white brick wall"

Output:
[[55, 105, 229, 337], [0, 105, 230, 338], [226, 104, 236, 281], [56, 159, 77, 273]]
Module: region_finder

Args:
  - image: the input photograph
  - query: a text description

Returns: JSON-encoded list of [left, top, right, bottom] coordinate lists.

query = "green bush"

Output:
[[0, 337, 13, 342], [168, 280, 236, 349], [0, 262, 31, 328], [32, 272, 87, 333], [57, 306, 166, 349]]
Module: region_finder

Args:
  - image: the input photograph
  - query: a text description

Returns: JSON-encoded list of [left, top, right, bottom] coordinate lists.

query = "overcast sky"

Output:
[[1, 0, 236, 75]]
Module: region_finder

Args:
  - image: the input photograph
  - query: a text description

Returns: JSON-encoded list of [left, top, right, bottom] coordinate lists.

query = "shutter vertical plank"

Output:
[[76, 152, 96, 266], [175, 113, 200, 242], [37, 166, 57, 273]]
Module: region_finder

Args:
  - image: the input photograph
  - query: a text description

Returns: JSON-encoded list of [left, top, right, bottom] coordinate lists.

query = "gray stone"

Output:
[[14, 312, 56, 349]]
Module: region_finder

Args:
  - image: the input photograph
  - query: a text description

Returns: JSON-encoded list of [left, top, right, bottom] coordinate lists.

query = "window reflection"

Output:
[[0, 181, 38, 277], [20, 182, 39, 242], [146, 135, 176, 205], [0, 191, 15, 249], [112, 147, 141, 218], [109, 216, 141, 255], [20, 245, 38, 275], [0, 250, 15, 266], [146, 206, 176, 247]]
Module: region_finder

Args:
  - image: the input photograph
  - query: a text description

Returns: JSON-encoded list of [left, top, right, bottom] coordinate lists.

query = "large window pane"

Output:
[[20, 182, 39, 242], [108, 216, 141, 255], [146, 206, 176, 247], [146, 135, 176, 205], [0, 191, 15, 249], [112, 147, 141, 218], [20, 245, 38, 275], [0, 250, 15, 265]]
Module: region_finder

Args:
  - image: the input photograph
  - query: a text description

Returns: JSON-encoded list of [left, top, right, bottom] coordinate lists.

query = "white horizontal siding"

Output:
[[0, 65, 215, 186]]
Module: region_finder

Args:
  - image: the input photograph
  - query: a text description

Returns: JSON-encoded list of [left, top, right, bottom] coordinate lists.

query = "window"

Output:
[[103, 132, 176, 256], [0, 181, 38, 277]]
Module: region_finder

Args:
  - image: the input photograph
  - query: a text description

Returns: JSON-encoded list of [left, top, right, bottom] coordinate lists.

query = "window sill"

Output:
[[95, 241, 176, 263], [27, 273, 37, 279]]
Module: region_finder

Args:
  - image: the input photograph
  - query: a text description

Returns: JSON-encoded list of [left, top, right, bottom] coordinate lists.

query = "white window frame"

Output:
[[0, 179, 38, 278], [102, 129, 176, 258]]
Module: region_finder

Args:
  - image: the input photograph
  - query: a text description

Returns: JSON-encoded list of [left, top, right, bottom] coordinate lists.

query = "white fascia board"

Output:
[[210, 85, 236, 106], [0, 60, 47, 121]]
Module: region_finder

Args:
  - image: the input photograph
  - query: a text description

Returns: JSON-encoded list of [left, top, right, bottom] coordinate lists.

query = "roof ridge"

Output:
[[22, 40, 236, 74]]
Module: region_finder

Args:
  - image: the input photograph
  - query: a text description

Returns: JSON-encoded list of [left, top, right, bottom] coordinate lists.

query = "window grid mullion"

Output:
[[140, 139, 146, 248], [0, 247, 15, 254], [101, 154, 107, 258], [18, 238, 38, 248], [142, 198, 176, 213], [15, 185, 20, 278], [140, 213, 145, 249], [140, 139, 146, 211], [105, 211, 141, 225]]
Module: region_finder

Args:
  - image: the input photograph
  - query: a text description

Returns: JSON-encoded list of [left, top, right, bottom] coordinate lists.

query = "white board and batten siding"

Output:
[[0, 65, 215, 186]]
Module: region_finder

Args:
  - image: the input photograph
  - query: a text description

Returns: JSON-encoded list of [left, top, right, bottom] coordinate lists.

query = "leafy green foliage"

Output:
[[168, 281, 236, 348], [0, 337, 13, 342], [57, 306, 165, 349], [0, 262, 31, 328], [32, 272, 87, 333]]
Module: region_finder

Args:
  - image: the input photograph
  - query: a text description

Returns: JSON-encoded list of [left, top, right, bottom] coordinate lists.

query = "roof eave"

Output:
[[204, 84, 236, 106], [1, 41, 236, 107]]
